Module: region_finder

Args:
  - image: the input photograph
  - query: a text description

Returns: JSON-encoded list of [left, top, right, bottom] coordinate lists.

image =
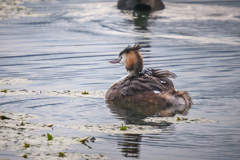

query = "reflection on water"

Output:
[[106, 100, 191, 158], [107, 99, 191, 158], [118, 134, 142, 158], [121, 10, 152, 31], [106, 100, 191, 124]]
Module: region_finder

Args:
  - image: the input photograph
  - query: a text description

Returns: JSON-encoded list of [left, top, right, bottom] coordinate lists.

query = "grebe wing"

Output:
[[143, 68, 177, 79], [119, 74, 175, 96]]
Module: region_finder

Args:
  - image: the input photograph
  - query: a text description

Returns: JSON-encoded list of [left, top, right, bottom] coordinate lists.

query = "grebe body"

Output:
[[105, 45, 192, 106]]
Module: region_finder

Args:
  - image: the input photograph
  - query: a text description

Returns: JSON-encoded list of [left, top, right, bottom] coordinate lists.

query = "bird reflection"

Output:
[[106, 100, 191, 125], [118, 134, 141, 158], [121, 10, 152, 31], [106, 100, 191, 158], [118, 0, 165, 32], [132, 11, 151, 31]]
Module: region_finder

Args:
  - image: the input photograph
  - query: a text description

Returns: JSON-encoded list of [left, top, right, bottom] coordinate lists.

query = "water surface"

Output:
[[0, 0, 240, 159]]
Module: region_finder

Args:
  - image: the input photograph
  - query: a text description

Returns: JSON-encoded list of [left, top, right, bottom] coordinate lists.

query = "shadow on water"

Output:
[[106, 100, 191, 158]]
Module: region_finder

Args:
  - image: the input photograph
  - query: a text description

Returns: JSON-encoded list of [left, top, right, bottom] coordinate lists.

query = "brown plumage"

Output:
[[106, 44, 192, 106]]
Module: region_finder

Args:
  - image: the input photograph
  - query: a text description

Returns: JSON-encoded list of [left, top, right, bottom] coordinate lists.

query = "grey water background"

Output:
[[0, 0, 240, 159]]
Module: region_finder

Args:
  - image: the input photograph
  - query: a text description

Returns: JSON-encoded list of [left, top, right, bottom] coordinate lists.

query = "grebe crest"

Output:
[[109, 44, 143, 75]]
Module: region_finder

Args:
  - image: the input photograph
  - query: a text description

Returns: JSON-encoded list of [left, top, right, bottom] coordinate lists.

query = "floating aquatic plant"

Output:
[[78, 137, 89, 143], [24, 143, 30, 148], [0, 115, 11, 120], [47, 133, 53, 141], [81, 90, 89, 94], [120, 125, 127, 131], [1, 89, 8, 93], [58, 152, 66, 157], [23, 153, 28, 159], [176, 117, 188, 121], [20, 121, 25, 126], [77, 137, 92, 149]]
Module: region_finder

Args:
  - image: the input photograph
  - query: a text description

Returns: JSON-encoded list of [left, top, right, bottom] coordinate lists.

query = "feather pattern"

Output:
[[143, 68, 177, 79], [106, 71, 176, 100]]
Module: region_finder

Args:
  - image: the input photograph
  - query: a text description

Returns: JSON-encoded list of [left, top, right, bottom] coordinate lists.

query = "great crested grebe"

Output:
[[105, 44, 192, 106], [117, 0, 165, 11]]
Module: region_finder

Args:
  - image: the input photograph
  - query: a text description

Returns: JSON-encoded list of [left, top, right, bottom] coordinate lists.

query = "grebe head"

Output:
[[109, 44, 143, 75]]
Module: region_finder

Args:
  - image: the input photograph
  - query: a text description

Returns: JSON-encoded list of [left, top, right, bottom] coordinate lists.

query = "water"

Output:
[[0, 0, 240, 159]]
